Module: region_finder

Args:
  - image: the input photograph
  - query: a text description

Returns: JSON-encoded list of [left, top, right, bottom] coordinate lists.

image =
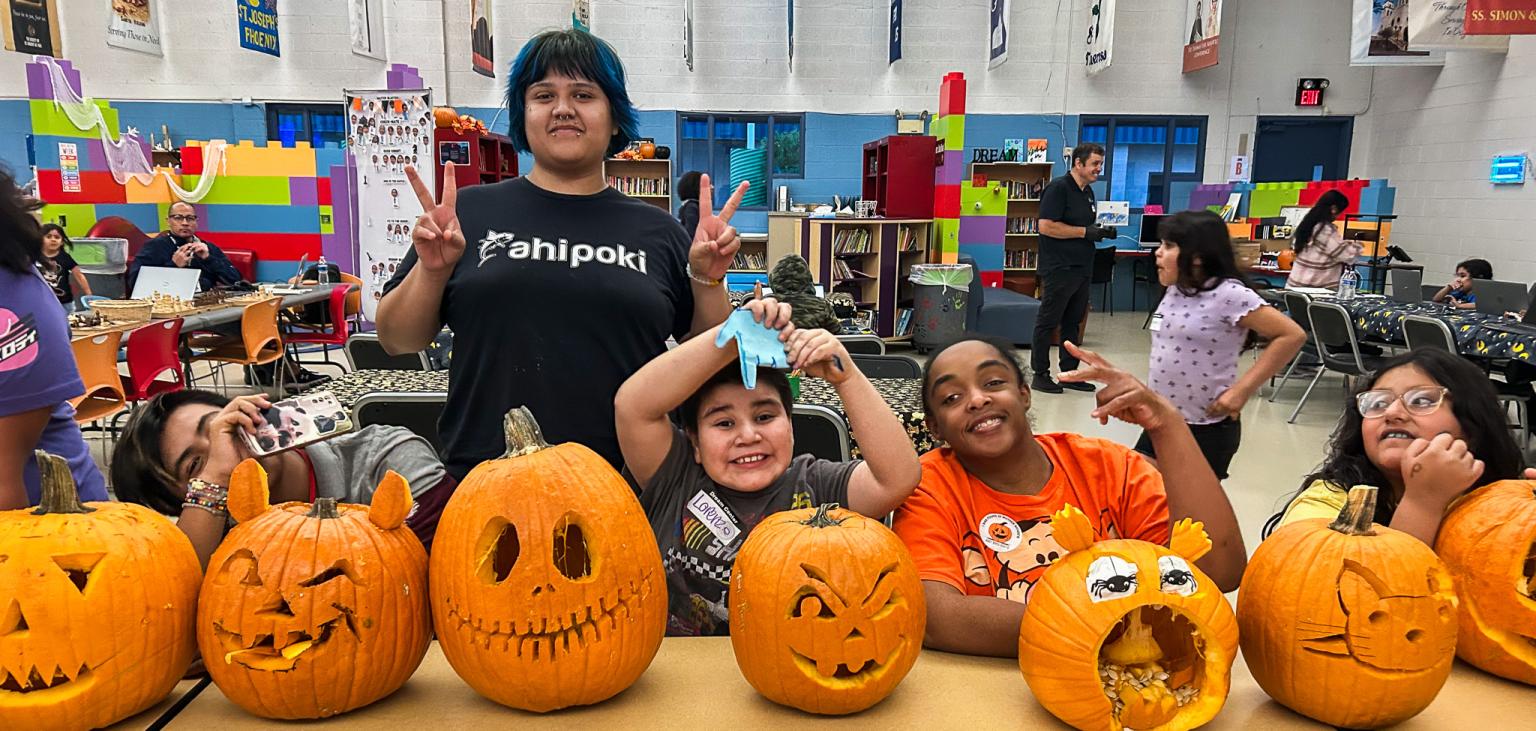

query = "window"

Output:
[[267, 103, 347, 148], [1078, 116, 1206, 212], [678, 113, 804, 210]]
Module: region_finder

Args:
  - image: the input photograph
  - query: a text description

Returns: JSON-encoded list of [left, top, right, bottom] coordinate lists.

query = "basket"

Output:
[[90, 299, 152, 323]]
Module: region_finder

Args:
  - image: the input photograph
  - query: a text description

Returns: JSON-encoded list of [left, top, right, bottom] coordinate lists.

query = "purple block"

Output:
[[958, 215, 1006, 245], [289, 177, 318, 206], [386, 63, 425, 91], [323, 162, 357, 274], [26, 58, 81, 100], [1187, 183, 1233, 212]]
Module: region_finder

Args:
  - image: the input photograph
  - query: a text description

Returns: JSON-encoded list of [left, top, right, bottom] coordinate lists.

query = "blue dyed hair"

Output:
[[506, 29, 638, 157]]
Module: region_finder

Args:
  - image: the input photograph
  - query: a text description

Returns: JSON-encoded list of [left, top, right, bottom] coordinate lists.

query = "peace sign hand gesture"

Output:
[[1058, 342, 1178, 431], [689, 174, 750, 283], [405, 162, 466, 277]]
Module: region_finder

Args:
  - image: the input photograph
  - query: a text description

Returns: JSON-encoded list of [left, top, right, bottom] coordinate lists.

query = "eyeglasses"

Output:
[[169, 214, 198, 222], [1355, 387, 1449, 419]]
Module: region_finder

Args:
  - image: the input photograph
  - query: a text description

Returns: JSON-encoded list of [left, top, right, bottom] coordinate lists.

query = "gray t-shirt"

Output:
[[308, 425, 446, 505], [639, 428, 858, 636]]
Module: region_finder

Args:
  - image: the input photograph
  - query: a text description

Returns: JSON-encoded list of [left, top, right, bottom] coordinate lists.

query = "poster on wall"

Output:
[[1409, 0, 1508, 50], [988, 0, 1010, 68], [350, 0, 385, 59], [1086, 0, 1115, 74], [107, 0, 164, 56], [890, 0, 902, 64], [2, 0, 61, 56], [471, 0, 494, 78], [1465, 0, 1536, 34], [58, 143, 80, 193], [346, 90, 434, 320], [1351, 0, 1446, 65], [1181, 0, 1220, 72], [237, 0, 280, 57]]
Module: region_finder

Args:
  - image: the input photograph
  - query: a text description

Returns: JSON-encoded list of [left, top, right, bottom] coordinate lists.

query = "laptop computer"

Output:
[[1390, 268, 1423, 303], [1474, 280, 1528, 315], [130, 266, 201, 300]]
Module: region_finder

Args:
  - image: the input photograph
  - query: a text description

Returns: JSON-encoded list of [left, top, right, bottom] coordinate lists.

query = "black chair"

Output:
[[791, 404, 851, 461], [345, 333, 430, 371], [352, 392, 446, 452], [1290, 301, 1388, 423], [850, 353, 922, 378], [1403, 315, 1530, 444], [1091, 246, 1117, 315], [1269, 291, 1321, 403], [837, 334, 886, 355]]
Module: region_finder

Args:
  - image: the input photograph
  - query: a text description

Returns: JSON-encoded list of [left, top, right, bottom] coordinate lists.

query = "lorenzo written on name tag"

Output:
[[686, 490, 743, 546]]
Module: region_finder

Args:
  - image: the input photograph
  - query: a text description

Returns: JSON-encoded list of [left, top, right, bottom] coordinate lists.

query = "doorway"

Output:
[[1252, 116, 1354, 183]]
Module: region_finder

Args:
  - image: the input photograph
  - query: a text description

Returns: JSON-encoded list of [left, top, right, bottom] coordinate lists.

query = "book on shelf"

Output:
[[833, 227, 875, 254], [897, 225, 923, 252], [606, 176, 669, 197], [894, 308, 914, 337], [1004, 179, 1046, 199], [1004, 249, 1040, 269], [730, 251, 766, 270], [1006, 217, 1039, 234], [831, 260, 873, 280]]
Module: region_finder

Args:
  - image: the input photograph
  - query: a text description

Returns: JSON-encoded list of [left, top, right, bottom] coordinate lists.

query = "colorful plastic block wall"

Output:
[[927, 72, 1009, 288], [1184, 178, 1395, 221]]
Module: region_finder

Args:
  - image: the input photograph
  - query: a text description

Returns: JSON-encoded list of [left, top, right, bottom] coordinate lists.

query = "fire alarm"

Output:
[[1295, 78, 1328, 107]]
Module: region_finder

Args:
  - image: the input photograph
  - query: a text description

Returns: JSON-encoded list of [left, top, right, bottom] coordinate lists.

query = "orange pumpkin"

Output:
[[1276, 249, 1296, 271], [1019, 505, 1237, 731], [433, 106, 459, 128], [729, 505, 926, 715], [639, 141, 657, 159], [1436, 480, 1536, 685], [197, 461, 431, 719], [430, 408, 666, 712], [1238, 485, 1457, 728], [0, 451, 199, 731]]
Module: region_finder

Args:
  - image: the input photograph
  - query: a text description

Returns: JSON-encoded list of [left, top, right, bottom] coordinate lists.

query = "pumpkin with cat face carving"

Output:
[[1238, 485, 1457, 729], [1436, 480, 1536, 685]]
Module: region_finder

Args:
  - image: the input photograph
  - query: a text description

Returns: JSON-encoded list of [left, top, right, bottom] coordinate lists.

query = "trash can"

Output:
[[71, 237, 129, 299], [910, 264, 972, 354]]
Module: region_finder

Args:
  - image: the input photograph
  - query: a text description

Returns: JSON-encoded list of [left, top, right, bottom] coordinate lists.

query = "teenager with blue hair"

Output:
[[378, 29, 747, 479]]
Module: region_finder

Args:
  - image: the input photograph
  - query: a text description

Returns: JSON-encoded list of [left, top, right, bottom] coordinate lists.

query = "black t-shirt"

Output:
[[38, 252, 78, 305], [383, 177, 695, 479], [1037, 174, 1098, 273]]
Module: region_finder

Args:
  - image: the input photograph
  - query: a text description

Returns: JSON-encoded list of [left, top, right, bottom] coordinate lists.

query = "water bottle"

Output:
[[317, 255, 331, 285], [1338, 267, 1358, 301]]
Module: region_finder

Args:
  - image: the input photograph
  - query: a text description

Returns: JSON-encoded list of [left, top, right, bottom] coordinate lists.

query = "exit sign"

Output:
[[1295, 78, 1329, 107]]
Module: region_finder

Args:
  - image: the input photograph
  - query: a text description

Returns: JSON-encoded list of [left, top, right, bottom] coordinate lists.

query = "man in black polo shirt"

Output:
[[1032, 143, 1117, 393]]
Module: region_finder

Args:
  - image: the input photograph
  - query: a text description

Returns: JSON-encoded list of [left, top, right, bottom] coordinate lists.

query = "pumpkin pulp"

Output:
[[1097, 604, 1207, 729]]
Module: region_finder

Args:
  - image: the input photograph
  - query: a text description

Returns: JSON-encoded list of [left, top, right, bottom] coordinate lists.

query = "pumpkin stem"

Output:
[[1328, 485, 1378, 536], [33, 450, 93, 515], [307, 498, 341, 520], [502, 407, 551, 458], [802, 503, 847, 528]]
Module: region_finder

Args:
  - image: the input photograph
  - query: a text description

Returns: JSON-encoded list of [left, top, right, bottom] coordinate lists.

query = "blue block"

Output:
[[1358, 184, 1396, 216], [314, 146, 346, 170], [255, 260, 300, 283], [958, 243, 1004, 270], [93, 204, 162, 234], [1169, 181, 1198, 212], [202, 204, 321, 234]]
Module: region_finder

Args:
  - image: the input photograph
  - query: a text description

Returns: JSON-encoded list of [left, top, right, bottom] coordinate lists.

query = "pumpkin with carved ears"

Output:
[[429, 407, 666, 712], [0, 451, 200, 731], [729, 505, 926, 715], [1436, 480, 1536, 685], [1239, 485, 1457, 728], [1018, 505, 1237, 731], [196, 460, 431, 719]]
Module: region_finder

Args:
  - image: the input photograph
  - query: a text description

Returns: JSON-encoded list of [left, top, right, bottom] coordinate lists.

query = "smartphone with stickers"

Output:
[[240, 391, 353, 457]]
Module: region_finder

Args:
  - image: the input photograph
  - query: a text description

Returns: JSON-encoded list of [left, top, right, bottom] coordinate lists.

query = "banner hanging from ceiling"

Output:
[[238, 0, 280, 57], [349, 0, 385, 59], [2, 0, 61, 56], [107, 0, 163, 56], [1086, 0, 1115, 74], [573, 0, 590, 31], [1181, 0, 1220, 72], [471, 0, 494, 77], [1465, 0, 1536, 34], [890, 0, 902, 64], [1408, 0, 1508, 50], [1351, 0, 1446, 65], [683, 0, 694, 70], [989, 0, 1010, 68]]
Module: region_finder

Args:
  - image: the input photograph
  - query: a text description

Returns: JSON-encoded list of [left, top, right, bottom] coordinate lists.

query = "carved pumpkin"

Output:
[[729, 505, 926, 715], [430, 408, 665, 712], [1436, 480, 1536, 685], [0, 451, 199, 731], [196, 461, 431, 719], [1238, 485, 1457, 728], [1019, 505, 1237, 731], [433, 106, 459, 128]]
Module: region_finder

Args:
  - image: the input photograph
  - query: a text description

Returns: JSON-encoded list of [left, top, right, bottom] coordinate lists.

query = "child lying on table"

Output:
[[615, 298, 921, 637], [893, 335, 1247, 657]]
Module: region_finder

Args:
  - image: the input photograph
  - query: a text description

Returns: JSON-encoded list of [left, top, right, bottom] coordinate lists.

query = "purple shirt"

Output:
[[1149, 278, 1265, 425], [0, 266, 108, 504]]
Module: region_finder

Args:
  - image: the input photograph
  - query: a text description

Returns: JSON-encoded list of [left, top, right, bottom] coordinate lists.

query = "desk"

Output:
[[69, 285, 348, 341], [1337, 297, 1536, 361], [164, 637, 1532, 728]]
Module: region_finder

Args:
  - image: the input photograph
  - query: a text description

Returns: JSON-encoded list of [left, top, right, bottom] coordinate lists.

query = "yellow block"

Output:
[[124, 169, 179, 204], [216, 139, 319, 178]]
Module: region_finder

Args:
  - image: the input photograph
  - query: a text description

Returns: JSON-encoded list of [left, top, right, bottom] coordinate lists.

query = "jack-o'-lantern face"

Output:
[[1019, 506, 1238, 731], [196, 461, 431, 720], [429, 408, 666, 713], [730, 506, 927, 715], [1438, 481, 1536, 686], [0, 451, 200, 731]]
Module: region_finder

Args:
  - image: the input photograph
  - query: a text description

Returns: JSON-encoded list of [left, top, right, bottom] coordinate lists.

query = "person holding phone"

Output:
[[377, 29, 741, 480]]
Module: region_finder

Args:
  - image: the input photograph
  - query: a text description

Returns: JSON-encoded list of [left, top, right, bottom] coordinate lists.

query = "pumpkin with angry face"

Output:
[[1239, 485, 1458, 728], [0, 451, 200, 731], [1018, 504, 1237, 731], [1436, 480, 1536, 686], [196, 460, 431, 719], [430, 407, 666, 712], [729, 505, 926, 715]]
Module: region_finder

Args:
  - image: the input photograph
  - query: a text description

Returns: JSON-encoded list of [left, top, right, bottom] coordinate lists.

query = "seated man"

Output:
[[129, 202, 243, 293]]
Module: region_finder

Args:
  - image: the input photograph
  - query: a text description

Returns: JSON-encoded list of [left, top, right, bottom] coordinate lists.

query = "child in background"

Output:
[[37, 223, 90, 310], [1266, 348, 1532, 547], [615, 298, 921, 637], [1432, 258, 1493, 310]]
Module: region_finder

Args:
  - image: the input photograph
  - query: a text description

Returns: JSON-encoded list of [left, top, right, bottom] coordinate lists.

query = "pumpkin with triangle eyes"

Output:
[[1019, 505, 1238, 731], [196, 460, 431, 719], [1436, 480, 1536, 686], [0, 451, 200, 731], [429, 407, 666, 712]]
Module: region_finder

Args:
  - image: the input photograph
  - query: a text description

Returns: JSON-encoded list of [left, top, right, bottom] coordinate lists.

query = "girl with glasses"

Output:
[[1264, 348, 1533, 546]]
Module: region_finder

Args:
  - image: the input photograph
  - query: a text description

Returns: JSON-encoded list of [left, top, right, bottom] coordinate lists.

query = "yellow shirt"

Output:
[[1277, 479, 1351, 527]]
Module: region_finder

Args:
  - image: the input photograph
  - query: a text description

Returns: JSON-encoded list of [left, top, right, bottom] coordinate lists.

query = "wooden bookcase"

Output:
[[802, 218, 932, 340], [862, 135, 938, 219], [730, 233, 769, 274], [603, 158, 672, 211], [971, 161, 1055, 296], [433, 128, 518, 193]]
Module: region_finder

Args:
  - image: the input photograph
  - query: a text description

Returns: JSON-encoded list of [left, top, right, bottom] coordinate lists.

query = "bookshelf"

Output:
[[803, 218, 932, 340], [729, 233, 770, 273], [862, 135, 938, 219], [603, 158, 672, 211], [972, 161, 1054, 295], [433, 128, 518, 194]]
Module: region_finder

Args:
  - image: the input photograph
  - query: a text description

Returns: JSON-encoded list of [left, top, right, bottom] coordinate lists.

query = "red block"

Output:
[[199, 231, 322, 261], [934, 184, 961, 219], [180, 146, 204, 175], [37, 169, 126, 204], [316, 177, 332, 206], [938, 72, 967, 117], [980, 271, 1003, 289], [1299, 180, 1365, 214]]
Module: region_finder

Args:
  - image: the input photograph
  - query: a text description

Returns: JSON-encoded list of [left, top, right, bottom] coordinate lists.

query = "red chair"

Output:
[[223, 249, 258, 282], [85, 216, 152, 259], [121, 318, 186, 403], [284, 285, 350, 374]]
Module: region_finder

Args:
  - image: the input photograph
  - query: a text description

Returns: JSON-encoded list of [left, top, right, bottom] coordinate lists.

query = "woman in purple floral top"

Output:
[[1137, 212, 1306, 479]]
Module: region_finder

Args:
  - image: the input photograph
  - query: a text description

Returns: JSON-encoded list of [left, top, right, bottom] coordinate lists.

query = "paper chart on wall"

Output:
[[346, 89, 434, 320]]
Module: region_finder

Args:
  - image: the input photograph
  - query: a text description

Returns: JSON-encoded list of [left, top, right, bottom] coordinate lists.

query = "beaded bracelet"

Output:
[[686, 262, 722, 287], [183, 478, 229, 515]]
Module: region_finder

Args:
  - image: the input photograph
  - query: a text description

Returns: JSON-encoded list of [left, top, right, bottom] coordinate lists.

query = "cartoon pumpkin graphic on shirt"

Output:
[[963, 510, 1122, 603]]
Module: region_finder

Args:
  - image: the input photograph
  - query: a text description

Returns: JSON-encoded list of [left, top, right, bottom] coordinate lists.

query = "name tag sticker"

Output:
[[1149, 313, 1164, 332], [686, 491, 741, 546]]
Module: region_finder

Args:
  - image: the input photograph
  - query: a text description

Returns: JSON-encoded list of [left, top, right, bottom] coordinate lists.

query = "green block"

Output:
[[933, 218, 960, 254], [181, 175, 292, 205], [941, 115, 965, 151], [961, 183, 1007, 216], [39, 204, 98, 237], [30, 100, 119, 140], [319, 206, 334, 234], [928, 116, 950, 142]]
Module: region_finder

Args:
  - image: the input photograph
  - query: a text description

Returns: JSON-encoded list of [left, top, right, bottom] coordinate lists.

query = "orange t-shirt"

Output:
[[893, 433, 1171, 605]]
